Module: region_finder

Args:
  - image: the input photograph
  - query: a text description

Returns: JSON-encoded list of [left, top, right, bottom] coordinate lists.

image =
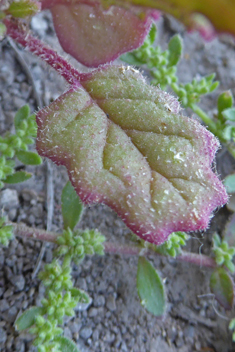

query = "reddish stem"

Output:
[[12, 222, 58, 242], [5, 18, 82, 86], [11, 221, 217, 269], [104, 242, 217, 268]]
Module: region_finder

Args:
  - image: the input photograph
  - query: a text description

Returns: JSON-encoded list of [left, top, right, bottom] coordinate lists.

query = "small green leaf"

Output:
[[209, 81, 219, 93], [168, 34, 183, 67], [54, 336, 80, 352], [16, 150, 42, 165], [4, 171, 32, 184], [223, 125, 234, 141], [120, 53, 144, 66], [224, 174, 235, 193], [217, 91, 233, 119], [61, 181, 84, 230], [15, 306, 43, 331], [210, 268, 234, 310], [137, 256, 166, 316], [0, 22, 6, 38], [222, 108, 235, 121], [148, 24, 157, 45], [14, 105, 30, 129], [7, 0, 40, 18]]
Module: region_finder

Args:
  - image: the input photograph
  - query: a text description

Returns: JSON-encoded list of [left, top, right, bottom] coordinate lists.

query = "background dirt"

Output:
[[0, 11, 235, 352]]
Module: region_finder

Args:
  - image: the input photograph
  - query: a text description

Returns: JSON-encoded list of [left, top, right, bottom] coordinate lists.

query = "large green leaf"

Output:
[[54, 336, 80, 352], [210, 268, 234, 310], [61, 181, 84, 230], [36, 65, 227, 245], [16, 150, 42, 165], [14, 105, 30, 129], [137, 256, 166, 316], [4, 171, 32, 184], [15, 306, 43, 331]]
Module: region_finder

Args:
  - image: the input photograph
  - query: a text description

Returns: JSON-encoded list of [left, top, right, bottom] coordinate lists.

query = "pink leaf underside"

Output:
[[41, 0, 157, 67], [36, 65, 228, 245]]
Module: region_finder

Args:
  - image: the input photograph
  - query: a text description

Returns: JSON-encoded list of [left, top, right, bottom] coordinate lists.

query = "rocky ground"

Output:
[[0, 10, 235, 352]]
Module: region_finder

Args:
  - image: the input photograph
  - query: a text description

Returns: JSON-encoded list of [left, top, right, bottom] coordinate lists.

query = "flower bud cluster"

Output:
[[30, 315, 62, 351], [55, 228, 105, 264], [0, 113, 36, 158], [172, 74, 218, 109], [129, 35, 178, 90], [0, 217, 13, 246], [122, 26, 218, 111], [136, 231, 188, 258], [154, 231, 189, 257], [38, 259, 73, 292], [213, 233, 235, 273], [0, 106, 37, 188], [33, 258, 85, 349]]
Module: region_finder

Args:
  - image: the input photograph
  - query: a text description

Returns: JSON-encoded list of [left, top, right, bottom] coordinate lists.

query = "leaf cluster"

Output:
[[15, 181, 105, 352], [0, 216, 13, 246], [56, 228, 105, 265], [136, 231, 189, 258], [121, 25, 218, 109], [215, 91, 235, 143], [212, 233, 235, 273], [155, 231, 189, 257], [0, 105, 42, 188]]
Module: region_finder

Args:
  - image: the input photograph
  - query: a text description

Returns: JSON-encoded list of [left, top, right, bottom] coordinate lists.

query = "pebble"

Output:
[[106, 295, 116, 311], [10, 274, 25, 291], [0, 328, 7, 345], [93, 294, 105, 307], [64, 326, 72, 340], [13, 96, 27, 109], [88, 307, 98, 318], [80, 326, 93, 340], [31, 13, 49, 36], [76, 278, 87, 291], [15, 337, 25, 352], [3, 287, 14, 298], [45, 248, 53, 263], [28, 214, 35, 225], [68, 321, 82, 334], [8, 208, 17, 221], [92, 328, 100, 342], [0, 189, 19, 208], [0, 64, 14, 86], [75, 296, 92, 311], [4, 305, 18, 323], [21, 189, 37, 202], [0, 299, 10, 312]]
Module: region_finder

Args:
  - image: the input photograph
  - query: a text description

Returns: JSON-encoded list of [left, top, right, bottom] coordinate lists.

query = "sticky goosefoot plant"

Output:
[[1, 0, 235, 350]]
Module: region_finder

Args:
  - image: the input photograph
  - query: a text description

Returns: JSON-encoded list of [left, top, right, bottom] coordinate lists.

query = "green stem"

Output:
[[190, 104, 218, 135]]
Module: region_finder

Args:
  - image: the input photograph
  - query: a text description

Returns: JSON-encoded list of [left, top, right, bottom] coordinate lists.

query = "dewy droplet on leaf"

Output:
[[36, 65, 228, 245]]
